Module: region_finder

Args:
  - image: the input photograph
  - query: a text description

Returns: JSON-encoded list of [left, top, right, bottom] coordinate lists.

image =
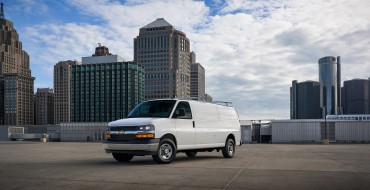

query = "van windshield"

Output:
[[127, 100, 176, 118]]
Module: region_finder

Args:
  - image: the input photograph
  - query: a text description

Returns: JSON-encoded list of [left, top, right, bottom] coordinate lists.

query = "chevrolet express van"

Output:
[[103, 99, 241, 164]]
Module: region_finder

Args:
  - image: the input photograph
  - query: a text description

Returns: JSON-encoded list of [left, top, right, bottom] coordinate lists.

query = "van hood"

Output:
[[108, 118, 168, 127]]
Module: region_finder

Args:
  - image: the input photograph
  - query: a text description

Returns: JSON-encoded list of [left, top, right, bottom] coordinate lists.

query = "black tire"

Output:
[[222, 138, 235, 158], [152, 138, 176, 164], [185, 151, 197, 158], [112, 153, 134, 162]]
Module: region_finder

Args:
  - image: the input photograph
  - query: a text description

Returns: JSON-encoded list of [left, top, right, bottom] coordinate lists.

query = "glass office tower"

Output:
[[318, 56, 341, 116], [71, 62, 144, 122]]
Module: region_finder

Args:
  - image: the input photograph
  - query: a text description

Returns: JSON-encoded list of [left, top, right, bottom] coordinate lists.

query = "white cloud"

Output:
[[66, 0, 210, 32], [9, 0, 49, 15], [18, 0, 370, 119]]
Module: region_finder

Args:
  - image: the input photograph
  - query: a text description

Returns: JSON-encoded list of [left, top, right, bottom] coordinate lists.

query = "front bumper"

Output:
[[103, 139, 159, 155]]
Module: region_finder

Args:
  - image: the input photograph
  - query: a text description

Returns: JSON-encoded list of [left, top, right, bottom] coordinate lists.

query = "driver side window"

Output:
[[172, 101, 192, 119]]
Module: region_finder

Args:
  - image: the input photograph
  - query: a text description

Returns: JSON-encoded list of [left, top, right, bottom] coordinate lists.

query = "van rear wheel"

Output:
[[152, 138, 176, 164], [185, 151, 197, 158], [222, 138, 235, 158], [112, 153, 134, 162]]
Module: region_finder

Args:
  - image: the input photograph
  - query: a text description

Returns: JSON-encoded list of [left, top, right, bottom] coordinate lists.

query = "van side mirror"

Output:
[[175, 108, 185, 117]]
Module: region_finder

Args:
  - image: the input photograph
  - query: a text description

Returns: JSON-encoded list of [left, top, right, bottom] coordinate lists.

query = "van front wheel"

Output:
[[152, 138, 176, 164], [222, 138, 235, 158]]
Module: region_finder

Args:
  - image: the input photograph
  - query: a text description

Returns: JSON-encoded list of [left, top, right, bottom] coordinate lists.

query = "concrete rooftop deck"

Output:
[[0, 142, 369, 189]]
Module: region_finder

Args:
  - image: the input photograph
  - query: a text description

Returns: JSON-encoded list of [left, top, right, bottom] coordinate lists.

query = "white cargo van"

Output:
[[103, 99, 241, 164]]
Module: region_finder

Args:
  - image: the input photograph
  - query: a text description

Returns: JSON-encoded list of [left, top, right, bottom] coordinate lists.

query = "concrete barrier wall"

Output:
[[272, 120, 370, 143], [26, 126, 48, 133], [272, 120, 321, 143], [3, 120, 370, 143], [335, 121, 370, 142], [60, 122, 108, 142]]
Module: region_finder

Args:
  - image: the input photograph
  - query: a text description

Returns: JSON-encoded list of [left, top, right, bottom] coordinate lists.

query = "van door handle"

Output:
[[193, 121, 195, 128]]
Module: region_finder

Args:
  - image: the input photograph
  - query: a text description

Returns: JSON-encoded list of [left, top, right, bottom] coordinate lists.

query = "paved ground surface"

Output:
[[0, 142, 370, 190]]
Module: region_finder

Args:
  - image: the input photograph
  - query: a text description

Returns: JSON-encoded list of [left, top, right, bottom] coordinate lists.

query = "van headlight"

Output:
[[138, 125, 154, 131]]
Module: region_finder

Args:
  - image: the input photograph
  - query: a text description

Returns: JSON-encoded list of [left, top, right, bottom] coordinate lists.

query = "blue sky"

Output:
[[2, 0, 370, 119]]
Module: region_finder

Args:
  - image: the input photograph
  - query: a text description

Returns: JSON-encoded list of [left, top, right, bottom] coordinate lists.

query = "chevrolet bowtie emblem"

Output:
[[118, 130, 125, 135]]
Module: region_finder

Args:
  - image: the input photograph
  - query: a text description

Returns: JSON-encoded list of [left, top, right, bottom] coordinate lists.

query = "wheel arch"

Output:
[[161, 133, 177, 148], [226, 133, 235, 143]]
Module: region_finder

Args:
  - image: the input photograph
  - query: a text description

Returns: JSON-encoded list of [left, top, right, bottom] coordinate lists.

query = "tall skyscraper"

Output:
[[35, 88, 54, 125], [71, 45, 144, 122], [54, 60, 80, 124], [190, 52, 205, 100], [342, 78, 369, 114], [134, 18, 191, 99], [290, 80, 321, 119], [318, 56, 341, 116], [0, 3, 35, 125]]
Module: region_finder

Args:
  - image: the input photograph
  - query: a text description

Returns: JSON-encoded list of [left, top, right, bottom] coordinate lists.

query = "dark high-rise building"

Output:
[[71, 45, 144, 122], [134, 18, 191, 99], [35, 88, 54, 125], [290, 80, 321, 119], [342, 78, 369, 114], [0, 3, 35, 125], [290, 81, 298, 119], [318, 56, 341, 116]]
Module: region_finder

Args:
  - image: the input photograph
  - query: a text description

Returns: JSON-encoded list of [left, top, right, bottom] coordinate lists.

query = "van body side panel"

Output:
[[175, 118, 196, 150]]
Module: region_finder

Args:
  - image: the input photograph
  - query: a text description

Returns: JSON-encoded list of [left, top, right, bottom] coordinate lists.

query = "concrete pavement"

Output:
[[0, 142, 369, 189]]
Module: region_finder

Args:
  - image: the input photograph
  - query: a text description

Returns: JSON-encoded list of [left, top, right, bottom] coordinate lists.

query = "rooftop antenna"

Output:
[[0, 2, 5, 19]]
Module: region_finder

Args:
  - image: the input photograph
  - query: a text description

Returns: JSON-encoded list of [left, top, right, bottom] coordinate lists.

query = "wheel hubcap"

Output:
[[160, 143, 172, 160], [228, 142, 234, 155]]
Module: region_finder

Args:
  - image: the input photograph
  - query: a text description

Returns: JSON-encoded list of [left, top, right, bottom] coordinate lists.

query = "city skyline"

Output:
[[3, 0, 370, 119]]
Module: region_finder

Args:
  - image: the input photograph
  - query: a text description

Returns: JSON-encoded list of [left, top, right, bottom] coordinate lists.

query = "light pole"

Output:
[[321, 106, 329, 145]]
